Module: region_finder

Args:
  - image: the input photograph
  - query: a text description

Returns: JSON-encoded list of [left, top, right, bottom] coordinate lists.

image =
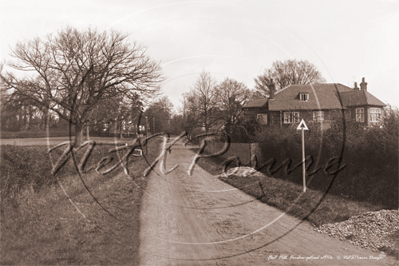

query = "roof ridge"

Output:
[[276, 83, 352, 94]]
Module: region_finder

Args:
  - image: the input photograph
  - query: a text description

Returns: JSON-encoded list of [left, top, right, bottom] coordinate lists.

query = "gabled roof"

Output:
[[268, 83, 352, 111], [243, 98, 268, 108], [340, 90, 386, 107], [244, 83, 386, 111]]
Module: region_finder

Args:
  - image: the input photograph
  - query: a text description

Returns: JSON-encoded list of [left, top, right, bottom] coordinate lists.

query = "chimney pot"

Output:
[[269, 79, 275, 100], [354, 82, 359, 90], [360, 77, 368, 91]]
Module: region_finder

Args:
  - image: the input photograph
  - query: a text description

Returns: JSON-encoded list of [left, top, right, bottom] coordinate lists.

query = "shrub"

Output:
[[0, 144, 128, 201]]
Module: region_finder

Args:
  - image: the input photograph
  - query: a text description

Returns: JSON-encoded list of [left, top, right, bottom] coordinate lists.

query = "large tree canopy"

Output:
[[184, 71, 219, 133], [215, 78, 252, 126], [181, 74, 253, 135], [1, 27, 164, 145], [254, 59, 326, 97], [143, 96, 174, 134]]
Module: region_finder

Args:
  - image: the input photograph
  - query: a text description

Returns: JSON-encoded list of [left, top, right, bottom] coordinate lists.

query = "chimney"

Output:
[[269, 79, 275, 100], [354, 82, 359, 90], [360, 77, 367, 91]]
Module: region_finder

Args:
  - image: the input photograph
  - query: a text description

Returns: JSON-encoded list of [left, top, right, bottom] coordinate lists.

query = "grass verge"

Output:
[[0, 130, 140, 139], [1, 138, 161, 265], [193, 148, 399, 261], [192, 150, 385, 227], [1, 130, 70, 139]]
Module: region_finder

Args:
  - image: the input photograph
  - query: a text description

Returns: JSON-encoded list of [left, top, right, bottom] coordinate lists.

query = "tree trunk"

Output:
[[19, 108, 23, 131], [28, 105, 33, 130], [136, 111, 143, 135], [119, 120, 123, 139], [42, 107, 49, 130], [86, 124, 90, 140], [23, 105, 27, 130], [75, 122, 84, 147]]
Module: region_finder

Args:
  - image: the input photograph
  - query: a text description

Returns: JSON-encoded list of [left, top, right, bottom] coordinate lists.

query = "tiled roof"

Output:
[[244, 83, 386, 111], [268, 83, 352, 111], [340, 90, 386, 107], [243, 98, 268, 108]]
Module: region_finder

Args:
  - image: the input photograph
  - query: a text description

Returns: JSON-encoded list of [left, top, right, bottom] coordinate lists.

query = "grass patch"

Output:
[[1, 130, 140, 139], [1, 138, 161, 265], [1, 130, 71, 139], [194, 152, 385, 227]]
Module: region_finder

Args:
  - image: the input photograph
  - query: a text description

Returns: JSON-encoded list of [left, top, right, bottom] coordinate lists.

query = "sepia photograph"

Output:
[[1, 0, 398, 265]]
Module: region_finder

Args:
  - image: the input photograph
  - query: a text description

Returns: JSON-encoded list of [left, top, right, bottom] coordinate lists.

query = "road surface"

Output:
[[139, 139, 392, 265]]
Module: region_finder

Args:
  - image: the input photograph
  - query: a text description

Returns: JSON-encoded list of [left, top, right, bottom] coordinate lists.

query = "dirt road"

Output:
[[139, 139, 393, 265]]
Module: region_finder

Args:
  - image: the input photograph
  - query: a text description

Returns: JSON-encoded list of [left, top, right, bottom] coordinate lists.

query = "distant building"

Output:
[[243, 78, 386, 129]]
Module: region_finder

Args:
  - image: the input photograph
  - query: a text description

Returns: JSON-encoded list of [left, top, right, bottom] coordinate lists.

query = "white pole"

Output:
[[302, 128, 306, 192]]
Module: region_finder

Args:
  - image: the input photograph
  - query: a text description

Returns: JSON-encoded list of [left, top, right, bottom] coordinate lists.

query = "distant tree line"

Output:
[[0, 24, 327, 143]]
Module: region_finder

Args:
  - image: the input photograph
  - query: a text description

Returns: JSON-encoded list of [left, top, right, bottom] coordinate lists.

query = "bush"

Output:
[[1, 146, 57, 198], [0, 144, 128, 201]]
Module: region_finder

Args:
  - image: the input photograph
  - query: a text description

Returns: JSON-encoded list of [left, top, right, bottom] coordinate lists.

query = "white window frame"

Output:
[[313, 111, 324, 122], [257, 113, 268, 125], [283, 112, 300, 124], [356, 108, 364, 122], [299, 93, 310, 101], [369, 108, 381, 122]]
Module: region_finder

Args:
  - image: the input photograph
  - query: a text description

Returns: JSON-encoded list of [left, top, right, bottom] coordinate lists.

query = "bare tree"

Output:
[[143, 96, 173, 133], [187, 71, 218, 133], [215, 78, 252, 126], [254, 59, 326, 97], [1, 27, 164, 146]]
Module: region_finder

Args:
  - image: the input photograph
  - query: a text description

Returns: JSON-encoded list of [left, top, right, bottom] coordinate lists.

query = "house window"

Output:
[[257, 114, 267, 125], [299, 93, 310, 101], [283, 112, 300, 124], [356, 108, 364, 122], [369, 108, 381, 122], [313, 111, 324, 122]]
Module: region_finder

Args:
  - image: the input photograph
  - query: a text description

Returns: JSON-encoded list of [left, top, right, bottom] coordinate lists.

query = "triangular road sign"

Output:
[[297, 119, 309, 130]]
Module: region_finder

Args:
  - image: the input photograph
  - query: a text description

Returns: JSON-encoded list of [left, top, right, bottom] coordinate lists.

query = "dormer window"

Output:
[[299, 92, 310, 101]]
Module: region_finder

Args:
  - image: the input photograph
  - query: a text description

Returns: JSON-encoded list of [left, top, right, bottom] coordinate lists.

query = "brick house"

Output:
[[243, 78, 386, 129]]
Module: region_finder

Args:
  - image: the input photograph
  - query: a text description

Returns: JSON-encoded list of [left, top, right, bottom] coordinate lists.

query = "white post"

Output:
[[297, 119, 308, 192], [302, 127, 306, 192]]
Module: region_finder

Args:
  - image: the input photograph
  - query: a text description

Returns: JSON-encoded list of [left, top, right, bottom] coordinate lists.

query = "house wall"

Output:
[[243, 107, 267, 122], [269, 112, 280, 126], [346, 106, 370, 126], [269, 109, 342, 127], [243, 106, 383, 128]]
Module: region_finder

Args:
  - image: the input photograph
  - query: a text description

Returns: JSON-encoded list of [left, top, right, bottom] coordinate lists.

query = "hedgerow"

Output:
[[0, 144, 127, 202], [253, 106, 398, 209]]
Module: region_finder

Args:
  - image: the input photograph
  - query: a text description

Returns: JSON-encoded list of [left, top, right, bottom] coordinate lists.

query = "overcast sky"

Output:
[[1, 0, 398, 110]]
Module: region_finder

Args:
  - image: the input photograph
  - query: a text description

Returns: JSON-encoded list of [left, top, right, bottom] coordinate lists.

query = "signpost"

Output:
[[145, 116, 148, 155], [297, 119, 309, 192]]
